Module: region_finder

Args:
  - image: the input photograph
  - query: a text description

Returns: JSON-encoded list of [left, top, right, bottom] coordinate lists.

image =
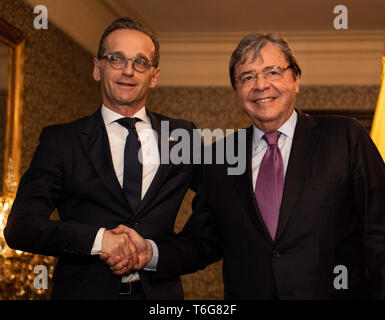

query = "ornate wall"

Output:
[[0, 0, 101, 176], [148, 85, 380, 130]]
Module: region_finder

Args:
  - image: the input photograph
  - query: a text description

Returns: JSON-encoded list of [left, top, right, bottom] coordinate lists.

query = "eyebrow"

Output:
[[107, 51, 150, 59], [237, 65, 280, 76]]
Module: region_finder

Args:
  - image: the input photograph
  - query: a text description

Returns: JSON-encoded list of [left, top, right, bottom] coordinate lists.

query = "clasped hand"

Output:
[[99, 225, 152, 275]]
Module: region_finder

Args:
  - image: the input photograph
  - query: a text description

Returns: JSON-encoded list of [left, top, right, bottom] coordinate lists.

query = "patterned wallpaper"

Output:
[[147, 85, 380, 130], [0, 0, 101, 176]]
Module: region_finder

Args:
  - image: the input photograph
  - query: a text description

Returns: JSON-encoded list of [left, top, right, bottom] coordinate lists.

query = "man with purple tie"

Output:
[[108, 33, 385, 299]]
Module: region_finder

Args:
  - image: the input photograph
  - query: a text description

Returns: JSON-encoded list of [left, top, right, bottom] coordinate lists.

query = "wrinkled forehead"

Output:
[[104, 29, 155, 57]]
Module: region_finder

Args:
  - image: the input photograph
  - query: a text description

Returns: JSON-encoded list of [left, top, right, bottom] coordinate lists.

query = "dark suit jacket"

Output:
[[4, 108, 199, 299], [154, 111, 385, 299]]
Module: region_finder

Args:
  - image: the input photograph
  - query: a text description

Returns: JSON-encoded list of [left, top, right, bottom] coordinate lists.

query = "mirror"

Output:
[[0, 18, 24, 195]]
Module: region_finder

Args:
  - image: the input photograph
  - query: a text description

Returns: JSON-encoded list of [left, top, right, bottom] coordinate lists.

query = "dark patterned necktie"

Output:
[[116, 117, 142, 212], [254, 131, 284, 239]]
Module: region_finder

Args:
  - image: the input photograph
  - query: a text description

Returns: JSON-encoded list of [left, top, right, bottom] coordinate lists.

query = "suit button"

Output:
[[128, 221, 140, 228], [273, 250, 280, 258]]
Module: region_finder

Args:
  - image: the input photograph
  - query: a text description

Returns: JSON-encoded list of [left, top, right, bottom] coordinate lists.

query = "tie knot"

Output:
[[116, 117, 141, 130], [263, 131, 281, 145]]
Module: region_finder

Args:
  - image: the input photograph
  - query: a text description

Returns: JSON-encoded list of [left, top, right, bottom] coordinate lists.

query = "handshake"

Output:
[[99, 225, 153, 275]]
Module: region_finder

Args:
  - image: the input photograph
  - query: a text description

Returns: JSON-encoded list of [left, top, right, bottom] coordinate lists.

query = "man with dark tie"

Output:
[[115, 32, 385, 299], [4, 17, 199, 300]]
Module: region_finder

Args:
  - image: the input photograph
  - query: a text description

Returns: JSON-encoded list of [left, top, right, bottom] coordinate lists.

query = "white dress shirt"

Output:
[[91, 105, 160, 281]]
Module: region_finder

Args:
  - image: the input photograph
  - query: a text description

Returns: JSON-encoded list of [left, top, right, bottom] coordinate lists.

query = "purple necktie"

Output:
[[254, 131, 284, 239]]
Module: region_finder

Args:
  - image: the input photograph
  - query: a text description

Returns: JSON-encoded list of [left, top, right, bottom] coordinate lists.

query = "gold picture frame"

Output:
[[0, 18, 24, 194]]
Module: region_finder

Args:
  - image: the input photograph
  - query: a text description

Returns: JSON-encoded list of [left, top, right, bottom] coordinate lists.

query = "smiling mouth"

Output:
[[253, 97, 276, 104], [117, 81, 136, 87]]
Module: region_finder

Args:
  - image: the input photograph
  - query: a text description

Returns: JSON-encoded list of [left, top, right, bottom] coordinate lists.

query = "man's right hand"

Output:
[[100, 229, 139, 275], [100, 225, 153, 276]]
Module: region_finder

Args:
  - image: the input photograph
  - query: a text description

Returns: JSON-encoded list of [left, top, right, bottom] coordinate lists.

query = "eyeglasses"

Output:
[[100, 54, 154, 73], [236, 65, 292, 87]]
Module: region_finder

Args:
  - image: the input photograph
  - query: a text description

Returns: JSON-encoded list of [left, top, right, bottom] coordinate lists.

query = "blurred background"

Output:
[[0, 0, 384, 299]]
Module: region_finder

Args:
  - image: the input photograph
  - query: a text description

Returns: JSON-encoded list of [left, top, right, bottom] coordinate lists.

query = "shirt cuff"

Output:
[[143, 239, 158, 271], [90, 228, 105, 255]]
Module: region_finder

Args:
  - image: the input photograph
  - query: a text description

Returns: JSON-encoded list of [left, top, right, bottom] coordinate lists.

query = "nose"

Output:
[[252, 74, 270, 91], [121, 59, 135, 75]]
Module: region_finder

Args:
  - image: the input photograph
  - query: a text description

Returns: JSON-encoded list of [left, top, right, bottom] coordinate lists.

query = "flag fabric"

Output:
[[371, 55, 385, 161]]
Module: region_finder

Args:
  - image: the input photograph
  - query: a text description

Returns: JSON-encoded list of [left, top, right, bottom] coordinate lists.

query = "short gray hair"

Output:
[[229, 33, 301, 89]]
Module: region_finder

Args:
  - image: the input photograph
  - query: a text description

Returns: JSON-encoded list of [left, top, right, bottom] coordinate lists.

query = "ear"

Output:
[[92, 57, 101, 81], [149, 67, 160, 88], [294, 74, 300, 94]]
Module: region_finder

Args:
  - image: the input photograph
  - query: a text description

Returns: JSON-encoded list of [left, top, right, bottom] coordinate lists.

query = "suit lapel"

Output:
[[135, 111, 176, 216], [233, 126, 274, 245], [274, 112, 319, 242], [79, 108, 130, 210]]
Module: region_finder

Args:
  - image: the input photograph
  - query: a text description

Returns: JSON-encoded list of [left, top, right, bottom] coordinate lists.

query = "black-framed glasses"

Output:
[[236, 65, 292, 87], [100, 54, 154, 73]]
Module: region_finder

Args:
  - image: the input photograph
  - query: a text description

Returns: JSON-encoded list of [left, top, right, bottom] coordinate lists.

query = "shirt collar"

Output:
[[101, 104, 149, 125], [252, 109, 298, 149]]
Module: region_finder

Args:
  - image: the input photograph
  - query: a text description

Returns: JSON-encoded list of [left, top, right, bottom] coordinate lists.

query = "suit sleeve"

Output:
[[153, 162, 223, 279], [189, 121, 204, 193], [350, 119, 385, 298], [4, 126, 100, 257]]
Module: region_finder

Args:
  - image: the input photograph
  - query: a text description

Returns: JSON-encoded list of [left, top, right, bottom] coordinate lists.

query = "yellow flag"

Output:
[[371, 56, 385, 161]]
